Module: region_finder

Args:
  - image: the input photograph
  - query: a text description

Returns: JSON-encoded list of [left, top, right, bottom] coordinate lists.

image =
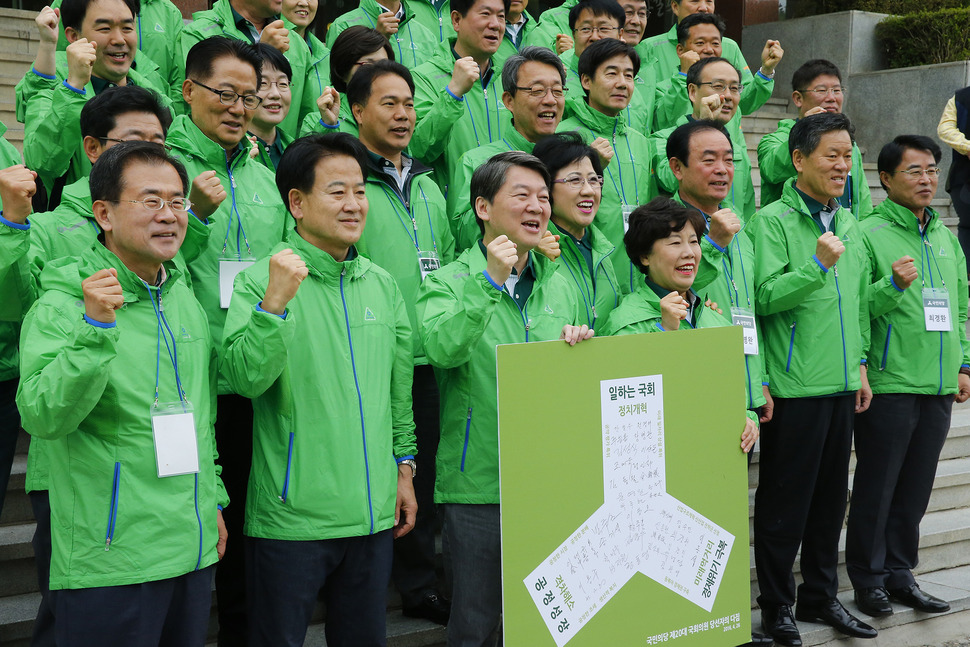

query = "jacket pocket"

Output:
[[460, 407, 472, 472], [105, 462, 120, 550], [880, 324, 892, 371], [785, 322, 797, 372], [280, 432, 294, 503]]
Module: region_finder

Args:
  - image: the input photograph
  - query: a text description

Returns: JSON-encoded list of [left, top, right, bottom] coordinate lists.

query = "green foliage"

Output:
[[787, 0, 969, 16], [875, 8, 970, 68]]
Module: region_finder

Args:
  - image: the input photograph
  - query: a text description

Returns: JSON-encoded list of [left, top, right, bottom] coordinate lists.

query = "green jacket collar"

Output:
[[792, 184, 831, 215], [286, 227, 368, 281], [62, 178, 95, 220], [779, 177, 848, 227], [548, 220, 614, 258], [167, 114, 251, 169], [663, 23, 677, 44], [877, 197, 939, 234], [566, 95, 626, 136], [501, 124, 536, 152]]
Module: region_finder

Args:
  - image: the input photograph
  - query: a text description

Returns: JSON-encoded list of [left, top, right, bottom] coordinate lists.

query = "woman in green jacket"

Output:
[[605, 197, 759, 453]]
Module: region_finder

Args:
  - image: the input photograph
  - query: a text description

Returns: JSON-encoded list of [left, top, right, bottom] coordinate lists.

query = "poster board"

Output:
[[498, 326, 751, 647]]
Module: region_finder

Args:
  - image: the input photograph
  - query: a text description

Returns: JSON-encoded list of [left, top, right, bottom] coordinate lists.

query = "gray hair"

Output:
[[471, 151, 551, 232], [501, 46, 567, 95]]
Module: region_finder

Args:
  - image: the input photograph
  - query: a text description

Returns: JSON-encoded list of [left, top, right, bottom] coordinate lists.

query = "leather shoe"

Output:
[[402, 591, 450, 625], [739, 631, 775, 646], [761, 604, 801, 647], [888, 583, 950, 613], [854, 587, 893, 617], [795, 598, 877, 639]]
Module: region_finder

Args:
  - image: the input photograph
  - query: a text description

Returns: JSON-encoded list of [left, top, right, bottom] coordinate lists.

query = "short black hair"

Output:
[[625, 197, 706, 276], [676, 12, 725, 45], [253, 43, 292, 81], [276, 133, 370, 215], [451, 0, 512, 18], [877, 135, 942, 190], [791, 59, 842, 92], [80, 85, 172, 140], [185, 37, 263, 88], [666, 119, 732, 165], [578, 38, 640, 95], [502, 46, 567, 94], [347, 60, 414, 111], [471, 151, 550, 233], [61, 0, 139, 32], [685, 56, 737, 88], [532, 132, 603, 209], [789, 112, 854, 157], [329, 26, 395, 93], [90, 140, 188, 204], [568, 0, 626, 31]]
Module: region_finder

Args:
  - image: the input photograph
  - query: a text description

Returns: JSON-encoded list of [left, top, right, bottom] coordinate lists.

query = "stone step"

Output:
[[0, 523, 35, 598], [0, 454, 32, 527], [0, 52, 34, 84]]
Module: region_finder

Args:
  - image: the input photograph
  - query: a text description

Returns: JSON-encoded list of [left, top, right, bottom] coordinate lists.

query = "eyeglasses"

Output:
[[895, 167, 941, 179], [799, 85, 845, 98], [258, 79, 291, 91], [574, 26, 618, 36], [553, 175, 604, 189], [697, 81, 743, 95], [99, 137, 171, 150], [190, 79, 263, 110], [117, 196, 192, 213], [514, 85, 565, 98]]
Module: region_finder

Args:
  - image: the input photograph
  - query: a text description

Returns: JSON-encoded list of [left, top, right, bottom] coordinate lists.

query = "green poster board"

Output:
[[498, 326, 751, 647]]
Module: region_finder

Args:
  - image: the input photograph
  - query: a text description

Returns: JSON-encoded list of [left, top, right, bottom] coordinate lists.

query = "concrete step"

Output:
[[0, 523, 36, 598], [0, 26, 39, 57], [0, 454, 32, 527], [0, 52, 34, 83]]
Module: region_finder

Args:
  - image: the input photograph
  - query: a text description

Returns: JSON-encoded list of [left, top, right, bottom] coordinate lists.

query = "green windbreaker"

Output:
[[17, 243, 226, 590], [417, 244, 583, 503], [547, 220, 618, 331], [559, 48, 654, 136], [0, 122, 23, 382], [861, 199, 970, 394], [753, 178, 870, 398], [636, 25, 770, 116], [355, 152, 457, 364], [165, 114, 288, 389], [408, 0, 454, 43], [222, 233, 417, 540], [325, 0, 438, 71], [652, 70, 772, 132], [757, 118, 872, 217], [494, 13, 539, 71], [522, 0, 579, 52], [300, 31, 330, 104], [559, 97, 656, 294], [249, 127, 294, 172], [298, 96, 358, 138]]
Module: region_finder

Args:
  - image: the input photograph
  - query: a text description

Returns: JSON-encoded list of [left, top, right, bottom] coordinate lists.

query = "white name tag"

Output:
[[219, 259, 255, 308], [151, 401, 200, 478], [923, 287, 952, 332], [731, 307, 759, 355], [418, 251, 440, 281], [621, 204, 636, 234]]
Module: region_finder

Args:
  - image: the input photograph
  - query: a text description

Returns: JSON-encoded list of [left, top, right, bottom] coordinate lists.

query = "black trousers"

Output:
[[846, 393, 951, 589], [0, 378, 19, 518], [949, 182, 970, 276], [754, 394, 854, 607], [29, 489, 55, 647], [392, 365, 443, 606], [214, 393, 255, 647]]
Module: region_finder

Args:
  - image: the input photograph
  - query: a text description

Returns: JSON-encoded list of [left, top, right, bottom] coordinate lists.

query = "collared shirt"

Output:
[[378, 2, 406, 20], [230, 4, 279, 43], [478, 239, 536, 309], [793, 184, 839, 233], [252, 132, 286, 170], [452, 46, 493, 89], [558, 224, 594, 276], [91, 75, 134, 95], [369, 150, 413, 192], [505, 13, 528, 46]]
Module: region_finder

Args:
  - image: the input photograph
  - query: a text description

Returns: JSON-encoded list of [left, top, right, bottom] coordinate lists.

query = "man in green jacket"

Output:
[[757, 59, 871, 217], [409, 0, 455, 42], [493, 0, 537, 69], [325, 0, 439, 71], [752, 113, 876, 646], [348, 59, 456, 625], [410, 0, 509, 195], [560, 37, 656, 294], [172, 36, 288, 646], [21, 0, 172, 206], [636, 0, 780, 117], [17, 141, 227, 646], [222, 132, 418, 647], [449, 46, 566, 250], [523, 0, 578, 53], [417, 151, 592, 645], [847, 135, 970, 618]]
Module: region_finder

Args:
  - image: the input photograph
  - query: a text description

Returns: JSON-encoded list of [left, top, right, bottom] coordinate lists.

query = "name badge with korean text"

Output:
[[923, 287, 952, 332], [219, 258, 255, 308], [621, 205, 636, 233], [418, 250, 440, 281], [731, 307, 758, 355], [151, 401, 200, 478]]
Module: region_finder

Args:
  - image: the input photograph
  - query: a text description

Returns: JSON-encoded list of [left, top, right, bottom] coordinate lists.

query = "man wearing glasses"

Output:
[[848, 134, 969, 619], [448, 46, 568, 251], [168, 35, 287, 647], [758, 59, 872, 218], [15, 140, 227, 647]]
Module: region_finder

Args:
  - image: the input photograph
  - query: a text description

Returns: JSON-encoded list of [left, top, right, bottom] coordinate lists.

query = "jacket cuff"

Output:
[[255, 301, 287, 319], [318, 118, 339, 129], [890, 276, 905, 292], [83, 314, 116, 328], [704, 234, 727, 254], [396, 455, 415, 462], [812, 255, 829, 273], [481, 270, 503, 291], [31, 67, 56, 80], [62, 79, 86, 95], [0, 213, 29, 230], [446, 87, 465, 101]]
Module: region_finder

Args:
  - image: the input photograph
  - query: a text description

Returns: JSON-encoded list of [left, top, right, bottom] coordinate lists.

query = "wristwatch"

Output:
[[399, 459, 417, 477]]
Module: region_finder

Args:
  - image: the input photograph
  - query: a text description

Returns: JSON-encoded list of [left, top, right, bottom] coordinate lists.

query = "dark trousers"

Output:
[[846, 393, 952, 589], [444, 504, 502, 647], [50, 566, 213, 647], [29, 490, 55, 647], [214, 393, 254, 647], [950, 182, 970, 276], [754, 395, 854, 607], [246, 531, 393, 647], [0, 378, 20, 517], [393, 365, 442, 606]]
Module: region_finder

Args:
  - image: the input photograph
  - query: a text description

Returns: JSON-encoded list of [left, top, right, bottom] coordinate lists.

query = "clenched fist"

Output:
[[35, 6, 59, 44], [890, 255, 917, 290], [590, 137, 614, 169], [317, 87, 341, 126], [375, 11, 400, 36], [659, 291, 689, 332], [0, 165, 38, 225], [815, 231, 845, 269], [82, 268, 124, 324], [760, 39, 784, 75], [485, 234, 517, 286], [262, 249, 308, 315], [554, 33, 573, 55], [66, 38, 96, 91], [679, 49, 700, 74], [447, 56, 480, 98], [260, 20, 290, 52], [708, 208, 740, 249], [189, 171, 226, 221]]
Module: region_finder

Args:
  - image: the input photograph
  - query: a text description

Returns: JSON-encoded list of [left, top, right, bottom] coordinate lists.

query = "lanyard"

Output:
[[378, 181, 439, 254], [561, 240, 594, 325], [919, 227, 947, 289], [223, 158, 252, 258], [593, 125, 638, 204], [465, 74, 501, 147], [144, 282, 186, 404]]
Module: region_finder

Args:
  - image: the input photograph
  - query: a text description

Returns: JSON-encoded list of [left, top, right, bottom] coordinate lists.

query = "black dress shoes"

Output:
[[795, 598, 877, 639], [854, 587, 893, 617], [402, 591, 451, 625], [761, 604, 801, 647], [744, 631, 775, 646], [888, 583, 951, 613]]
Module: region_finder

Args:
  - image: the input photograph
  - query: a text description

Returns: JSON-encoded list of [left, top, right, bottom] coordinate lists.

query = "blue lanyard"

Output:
[[465, 74, 501, 147], [144, 281, 186, 403], [378, 181, 439, 253], [224, 159, 251, 258], [920, 226, 947, 289], [593, 125, 638, 204]]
